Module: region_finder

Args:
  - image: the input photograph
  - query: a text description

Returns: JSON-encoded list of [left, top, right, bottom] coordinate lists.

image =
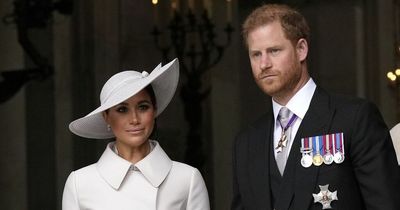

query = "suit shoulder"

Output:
[[323, 90, 375, 110], [319, 89, 383, 124]]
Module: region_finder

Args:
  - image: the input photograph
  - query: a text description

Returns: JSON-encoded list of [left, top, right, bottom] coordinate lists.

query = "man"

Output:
[[232, 4, 400, 210]]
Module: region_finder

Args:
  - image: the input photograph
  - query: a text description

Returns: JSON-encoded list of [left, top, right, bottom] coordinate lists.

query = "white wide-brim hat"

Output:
[[69, 58, 179, 139]]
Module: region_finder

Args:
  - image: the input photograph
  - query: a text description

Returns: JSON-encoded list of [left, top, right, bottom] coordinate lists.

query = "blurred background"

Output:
[[1, 0, 400, 209]]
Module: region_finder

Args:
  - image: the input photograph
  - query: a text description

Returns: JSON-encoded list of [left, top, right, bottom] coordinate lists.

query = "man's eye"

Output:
[[251, 52, 261, 58], [269, 49, 280, 55]]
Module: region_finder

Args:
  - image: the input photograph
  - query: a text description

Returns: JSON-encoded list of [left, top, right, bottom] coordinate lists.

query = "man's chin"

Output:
[[257, 83, 279, 96]]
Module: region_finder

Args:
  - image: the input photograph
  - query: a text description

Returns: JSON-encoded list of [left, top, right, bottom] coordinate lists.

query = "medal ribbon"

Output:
[[335, 133, 342, 153], [315, 136, 322, 155], [328, 134, 333, 153], [278, 114, 297, 133], [340, 133, 345, 155], [319, 135, 326, 156], [301, 137, 312, 154], [312, 137, 316, 156], [304, 137, 309, 149], [331, 134, 336, 155]]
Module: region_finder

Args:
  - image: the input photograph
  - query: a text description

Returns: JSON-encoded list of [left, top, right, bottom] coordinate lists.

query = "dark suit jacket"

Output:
[[232, 87, 400, 210]]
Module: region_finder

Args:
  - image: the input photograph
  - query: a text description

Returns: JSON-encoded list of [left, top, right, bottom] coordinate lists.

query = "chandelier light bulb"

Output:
[[395, 68, 400, 76], [387, 72, 397, 81]]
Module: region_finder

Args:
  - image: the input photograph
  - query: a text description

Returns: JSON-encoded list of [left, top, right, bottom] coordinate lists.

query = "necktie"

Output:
[[276, 107, 296, 175]]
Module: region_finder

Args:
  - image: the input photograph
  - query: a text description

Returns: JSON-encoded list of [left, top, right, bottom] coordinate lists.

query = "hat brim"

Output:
[[69, 58, 179, 139]]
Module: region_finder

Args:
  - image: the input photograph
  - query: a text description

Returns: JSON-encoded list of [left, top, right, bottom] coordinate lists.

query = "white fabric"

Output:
[[62, 141, 210, 210], [69, 58, 179, 139], [390, 123, 400, 165], [273, 78, 316, 159]]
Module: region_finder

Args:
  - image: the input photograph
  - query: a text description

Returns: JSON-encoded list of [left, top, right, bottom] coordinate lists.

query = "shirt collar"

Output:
[[96, 140, 172, 190], [273, 78, 316, 121]]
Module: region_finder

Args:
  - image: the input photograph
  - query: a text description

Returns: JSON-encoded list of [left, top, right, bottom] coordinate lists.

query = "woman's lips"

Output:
[[126, 128, 144, 134]]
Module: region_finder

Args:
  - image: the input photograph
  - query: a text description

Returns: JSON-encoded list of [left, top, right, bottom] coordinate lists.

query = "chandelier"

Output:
[[151, 0, 234, 169]]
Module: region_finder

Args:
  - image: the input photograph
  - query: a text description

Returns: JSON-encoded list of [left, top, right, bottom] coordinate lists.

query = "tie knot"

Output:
[[278, 107, 292, 127]]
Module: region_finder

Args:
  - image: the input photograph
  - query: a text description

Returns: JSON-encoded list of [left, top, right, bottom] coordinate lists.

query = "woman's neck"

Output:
[[115, 141, 151, 164]]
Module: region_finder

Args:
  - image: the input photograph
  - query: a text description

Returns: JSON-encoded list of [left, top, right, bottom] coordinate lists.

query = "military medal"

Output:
[[275, 114, 297, 152], [312, 184, 338, 209], [323, 152, 334, 165], [301, 132, 345, 167], [276, 133, 287, 153], [313, 154, 323, 166], [301, 154, 313, 168], [333, 133, 345, 164], [333, 152, 343, 163], [323, 134, 334, 165], [300, 137, 313, 168], [312, 136, 323, 166]]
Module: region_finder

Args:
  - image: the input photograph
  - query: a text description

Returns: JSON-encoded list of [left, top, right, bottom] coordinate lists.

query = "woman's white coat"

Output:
[[62, 141, 210, 210]]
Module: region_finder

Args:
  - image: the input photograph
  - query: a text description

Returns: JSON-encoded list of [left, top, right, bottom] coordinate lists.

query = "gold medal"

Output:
[[312, 136, 323, 166], [313, 154, 323, 166]]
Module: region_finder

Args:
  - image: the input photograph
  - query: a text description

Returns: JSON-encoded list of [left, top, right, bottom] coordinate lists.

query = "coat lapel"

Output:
[[274, 87, 336, 210]]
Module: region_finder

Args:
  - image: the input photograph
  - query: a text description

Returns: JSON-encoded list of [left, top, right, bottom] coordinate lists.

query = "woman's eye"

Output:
[[138, 104, 151, 111], [116, 106, 128, 113]]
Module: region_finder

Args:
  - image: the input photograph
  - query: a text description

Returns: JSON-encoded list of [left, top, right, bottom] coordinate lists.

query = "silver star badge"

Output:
[[312, 184, 338, 209], [275, 134, 288, 153]]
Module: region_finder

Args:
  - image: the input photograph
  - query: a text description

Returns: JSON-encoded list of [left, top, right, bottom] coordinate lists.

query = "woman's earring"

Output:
[[107, 124, 111, 131]]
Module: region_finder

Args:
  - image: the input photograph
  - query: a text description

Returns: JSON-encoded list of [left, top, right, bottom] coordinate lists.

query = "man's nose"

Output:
[[260, 54, 272, 70]]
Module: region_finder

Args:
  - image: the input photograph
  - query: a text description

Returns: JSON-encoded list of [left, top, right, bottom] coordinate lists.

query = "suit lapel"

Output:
[[248, 113, 274, 209], [274, 88, 336, 210]]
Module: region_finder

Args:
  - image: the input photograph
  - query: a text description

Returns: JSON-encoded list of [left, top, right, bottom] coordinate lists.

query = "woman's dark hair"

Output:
[[104, 85, 157, 113], [144, 85, 158, 139], [144, 85, 157, 108]]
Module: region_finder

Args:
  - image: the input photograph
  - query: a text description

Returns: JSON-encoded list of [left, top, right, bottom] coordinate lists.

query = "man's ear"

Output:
[[296, 38, 308, 62]]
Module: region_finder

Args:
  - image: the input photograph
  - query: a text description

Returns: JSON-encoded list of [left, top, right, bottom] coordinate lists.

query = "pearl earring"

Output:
[[107, 124, 111, 131]]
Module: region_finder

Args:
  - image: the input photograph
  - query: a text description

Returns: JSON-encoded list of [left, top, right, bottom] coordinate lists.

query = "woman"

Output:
[[62, 58, 210, 210]]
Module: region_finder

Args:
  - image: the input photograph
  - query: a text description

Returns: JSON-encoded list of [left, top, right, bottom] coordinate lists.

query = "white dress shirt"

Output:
[[272, 78, 316, 159], [62, 140, 210, 210]]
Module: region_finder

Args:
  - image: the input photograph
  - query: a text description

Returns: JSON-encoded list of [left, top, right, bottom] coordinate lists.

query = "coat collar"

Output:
[[96, 140, 172, 190]]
